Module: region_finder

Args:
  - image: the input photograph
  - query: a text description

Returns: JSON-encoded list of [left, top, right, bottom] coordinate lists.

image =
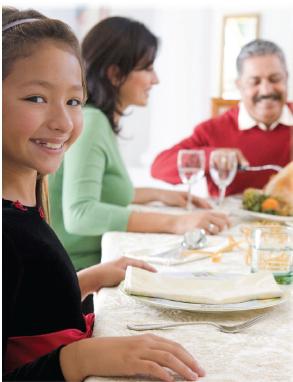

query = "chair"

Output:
[[211, 97, 239, 117]]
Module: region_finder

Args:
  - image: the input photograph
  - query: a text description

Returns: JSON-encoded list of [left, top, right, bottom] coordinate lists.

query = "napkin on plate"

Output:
[[123, 236, 236, 265], [124, 267, 283, 304]]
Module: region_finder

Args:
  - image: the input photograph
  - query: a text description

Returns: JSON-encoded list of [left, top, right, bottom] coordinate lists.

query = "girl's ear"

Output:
[[107, 64, 122, 86]]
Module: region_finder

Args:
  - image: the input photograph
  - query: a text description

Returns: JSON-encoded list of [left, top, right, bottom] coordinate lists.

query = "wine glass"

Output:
[[209, 149, 238, 205], [177, 149, 205, 210]]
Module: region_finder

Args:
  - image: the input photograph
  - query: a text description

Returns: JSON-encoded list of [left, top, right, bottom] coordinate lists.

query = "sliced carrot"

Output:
[[261, 197, 280, 212]]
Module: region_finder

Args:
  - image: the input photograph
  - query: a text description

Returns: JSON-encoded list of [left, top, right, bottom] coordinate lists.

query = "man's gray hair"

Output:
[[236, 39, 287, 76]]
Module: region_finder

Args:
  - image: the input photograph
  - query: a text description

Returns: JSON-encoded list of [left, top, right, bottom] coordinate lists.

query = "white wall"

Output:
[[6, 1, 293, 172]]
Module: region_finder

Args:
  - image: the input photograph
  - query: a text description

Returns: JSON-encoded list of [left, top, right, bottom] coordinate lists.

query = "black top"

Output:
[[2, 199, 85, 381]]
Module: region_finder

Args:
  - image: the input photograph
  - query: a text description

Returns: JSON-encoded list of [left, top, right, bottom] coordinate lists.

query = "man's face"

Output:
[[236, 54, 288, 127]]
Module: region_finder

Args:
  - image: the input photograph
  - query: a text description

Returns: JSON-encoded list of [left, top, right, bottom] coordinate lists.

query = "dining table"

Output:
[[86, 201, 293, 382]]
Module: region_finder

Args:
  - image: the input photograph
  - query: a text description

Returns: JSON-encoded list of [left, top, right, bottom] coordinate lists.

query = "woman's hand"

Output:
[[172, 210, 230, 235], [77, 257, 156, 299], [133, 187, 211, 209], [158, 189, 211, 209], [61, 334, 206, 382]]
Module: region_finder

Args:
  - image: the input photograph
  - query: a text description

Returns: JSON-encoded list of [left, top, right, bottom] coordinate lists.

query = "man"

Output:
[[151, 39, 293, 196]]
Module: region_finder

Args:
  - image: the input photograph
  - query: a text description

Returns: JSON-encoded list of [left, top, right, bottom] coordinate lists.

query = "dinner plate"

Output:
[[119, 273, 290, 313], [233, 208, 293, 223]]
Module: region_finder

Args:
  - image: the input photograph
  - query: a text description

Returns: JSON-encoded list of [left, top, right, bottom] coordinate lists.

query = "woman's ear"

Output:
[[107, 65, 121, 86]]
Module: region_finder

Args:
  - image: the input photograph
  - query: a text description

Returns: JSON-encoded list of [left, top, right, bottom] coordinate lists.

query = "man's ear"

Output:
[[107, 65, 121, 86]]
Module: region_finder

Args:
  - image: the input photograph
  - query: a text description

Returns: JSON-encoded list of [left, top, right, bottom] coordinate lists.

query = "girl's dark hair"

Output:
[[82, 16, 158, 134], [2, 6, 86, 219]]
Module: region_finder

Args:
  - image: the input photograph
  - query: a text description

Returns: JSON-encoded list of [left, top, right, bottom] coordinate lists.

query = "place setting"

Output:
[[122, 229, 239, 265], [120, 266, 289, 314], [117, 201, 292, 338]]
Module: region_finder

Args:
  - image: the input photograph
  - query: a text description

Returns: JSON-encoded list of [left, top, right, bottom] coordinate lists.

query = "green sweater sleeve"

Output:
[[62, 108, 134, 236]]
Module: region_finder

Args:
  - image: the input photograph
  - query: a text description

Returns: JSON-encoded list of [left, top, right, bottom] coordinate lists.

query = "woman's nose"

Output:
[[152, 70, 160, 85]]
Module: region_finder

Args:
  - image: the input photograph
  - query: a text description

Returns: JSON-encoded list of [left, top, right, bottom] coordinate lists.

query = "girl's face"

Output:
[[118, 64, 159, 110], [3, 40, 84, 177]]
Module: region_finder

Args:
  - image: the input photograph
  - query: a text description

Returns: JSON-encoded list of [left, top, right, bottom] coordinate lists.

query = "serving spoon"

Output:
[[238, 164, 282, 172]]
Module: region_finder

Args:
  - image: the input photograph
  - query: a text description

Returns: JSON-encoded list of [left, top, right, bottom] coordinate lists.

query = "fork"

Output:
[[127, 313, 269, 333]]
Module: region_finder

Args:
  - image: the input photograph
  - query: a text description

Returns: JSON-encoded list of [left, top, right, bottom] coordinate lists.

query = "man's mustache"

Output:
[[253, 93, 282, 103]]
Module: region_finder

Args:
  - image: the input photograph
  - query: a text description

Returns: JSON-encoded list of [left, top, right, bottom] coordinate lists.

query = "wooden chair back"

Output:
[[211, 97, 239, 117]]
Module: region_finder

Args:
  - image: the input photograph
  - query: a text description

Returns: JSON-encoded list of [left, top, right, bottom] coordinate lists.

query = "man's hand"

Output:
[[219, 148, 249, 167]]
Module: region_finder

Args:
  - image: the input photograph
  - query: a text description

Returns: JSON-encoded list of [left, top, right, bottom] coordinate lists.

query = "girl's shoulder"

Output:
[[2, 200, 29, 260], [2, 200, 44, 232]]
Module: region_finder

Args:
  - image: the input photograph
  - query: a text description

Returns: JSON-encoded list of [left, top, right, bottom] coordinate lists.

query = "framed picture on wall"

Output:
[[220, 14, 260, 99]]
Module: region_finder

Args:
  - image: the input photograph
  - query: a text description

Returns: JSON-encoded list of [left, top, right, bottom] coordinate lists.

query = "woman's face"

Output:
[[118, 64, 159, 110], [3, 40, 84, 177]]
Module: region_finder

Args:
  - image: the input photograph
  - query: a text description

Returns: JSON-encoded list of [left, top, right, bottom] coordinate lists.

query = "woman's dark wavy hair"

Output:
[[2, 6, 86, 219], [82, 16, 158, 134]]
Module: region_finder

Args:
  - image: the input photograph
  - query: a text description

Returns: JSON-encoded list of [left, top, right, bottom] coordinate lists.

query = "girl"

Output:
[[49, 16, 230, 276], [2, 7, 205, 382]]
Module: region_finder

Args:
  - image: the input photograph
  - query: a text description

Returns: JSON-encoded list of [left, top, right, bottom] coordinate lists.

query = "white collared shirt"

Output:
[[238, 102, 293, 131]]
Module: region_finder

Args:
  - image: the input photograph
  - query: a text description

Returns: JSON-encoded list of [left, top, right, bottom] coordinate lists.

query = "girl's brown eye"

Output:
[[26, 96, 45, 103], [67, 99, 82, 106]]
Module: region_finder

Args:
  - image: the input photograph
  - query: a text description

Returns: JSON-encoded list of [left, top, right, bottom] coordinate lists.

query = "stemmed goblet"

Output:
[[177, 149, 205, 210], [209, 149, 237, 205]]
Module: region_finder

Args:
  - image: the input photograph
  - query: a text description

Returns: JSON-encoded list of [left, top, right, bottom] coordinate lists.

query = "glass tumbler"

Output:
[[251, 226, 293, 285]]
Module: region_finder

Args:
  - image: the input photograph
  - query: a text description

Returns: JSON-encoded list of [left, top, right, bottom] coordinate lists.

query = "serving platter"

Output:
[[223, 196, 293, 223], [234, 208, 293, 223]]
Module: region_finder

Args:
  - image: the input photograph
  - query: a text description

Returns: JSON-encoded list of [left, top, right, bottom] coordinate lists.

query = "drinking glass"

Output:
[[177, 149, 205, 210], [251, 226, 293, 285], [209, 149, 237, 205]]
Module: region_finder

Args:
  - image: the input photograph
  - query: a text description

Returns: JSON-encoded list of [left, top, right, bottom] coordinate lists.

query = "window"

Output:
[[220, 14, 260, 99]]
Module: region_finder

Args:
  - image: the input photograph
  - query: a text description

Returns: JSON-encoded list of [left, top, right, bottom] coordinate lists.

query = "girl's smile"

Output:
[[3, 40, 84, 177]]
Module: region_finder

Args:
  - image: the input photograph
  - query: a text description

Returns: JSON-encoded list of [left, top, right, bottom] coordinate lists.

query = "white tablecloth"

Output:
[[87, 206, 293, 382]]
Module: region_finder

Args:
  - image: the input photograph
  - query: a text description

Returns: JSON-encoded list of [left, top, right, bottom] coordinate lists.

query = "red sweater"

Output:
[[151, 105, 293, 196]]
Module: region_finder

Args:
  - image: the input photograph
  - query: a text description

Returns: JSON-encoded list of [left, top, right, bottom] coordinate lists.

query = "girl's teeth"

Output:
[[35, 140, 63, 149], [44, 142, 63, 149]]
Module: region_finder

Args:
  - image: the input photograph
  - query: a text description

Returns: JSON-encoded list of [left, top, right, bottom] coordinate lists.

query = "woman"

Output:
[[49, 16, 229, 274], [2, 7, 205, 381]]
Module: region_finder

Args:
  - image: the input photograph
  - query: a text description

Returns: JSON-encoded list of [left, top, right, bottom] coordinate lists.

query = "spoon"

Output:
[[157, 229, 207, 259]]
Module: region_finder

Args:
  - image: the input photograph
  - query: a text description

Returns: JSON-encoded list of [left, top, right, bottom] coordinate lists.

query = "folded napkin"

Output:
[[124, 236, 236, 265], [124, 267, 283, 304]]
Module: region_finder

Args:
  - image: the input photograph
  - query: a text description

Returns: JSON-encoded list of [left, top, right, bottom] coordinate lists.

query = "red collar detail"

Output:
[[11, 200, 28, 212], [11, 200, 45, 219], [38, 206, 45, 220]]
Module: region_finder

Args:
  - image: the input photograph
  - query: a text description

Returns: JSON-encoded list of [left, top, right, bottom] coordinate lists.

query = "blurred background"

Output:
[[5, 0, 293, 189]]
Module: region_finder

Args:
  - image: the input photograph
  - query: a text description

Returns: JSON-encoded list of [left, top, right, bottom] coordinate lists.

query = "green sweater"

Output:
[[49, 106, 134, 270]]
